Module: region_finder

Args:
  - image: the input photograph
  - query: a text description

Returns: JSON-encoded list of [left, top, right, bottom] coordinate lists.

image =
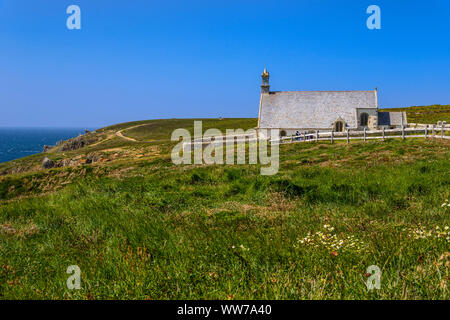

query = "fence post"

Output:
[[442, 122, 445, 139], [425, 125, 428, 139], [303, 132, 306, 142], [364, 128, 367, 142], [402, 125, 405, 140], [316, 130, 319, 142], [382, 127, 385, 141], [331, 130, 334, 144], [346, 129, 350, 144]]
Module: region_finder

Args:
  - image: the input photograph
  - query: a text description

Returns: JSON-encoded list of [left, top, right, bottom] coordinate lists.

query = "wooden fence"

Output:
[[273, 125, 450, 145], [183, 125, 450, 151]]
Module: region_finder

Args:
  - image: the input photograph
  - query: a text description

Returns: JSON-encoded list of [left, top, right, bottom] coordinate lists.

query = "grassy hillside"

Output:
[[0, 116, 449, 300], [380, 104, 450, 124], [121, 118, 257, 141]]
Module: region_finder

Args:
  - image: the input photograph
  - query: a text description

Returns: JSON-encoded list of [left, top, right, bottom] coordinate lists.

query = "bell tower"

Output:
[[261, 67, 270, 94]]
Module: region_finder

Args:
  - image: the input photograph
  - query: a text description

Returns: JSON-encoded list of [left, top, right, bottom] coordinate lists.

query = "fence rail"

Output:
[[272, 126, 450, 144]]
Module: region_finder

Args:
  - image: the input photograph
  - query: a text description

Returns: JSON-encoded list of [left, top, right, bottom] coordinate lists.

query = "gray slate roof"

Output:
[[259, 91, 377, 129]]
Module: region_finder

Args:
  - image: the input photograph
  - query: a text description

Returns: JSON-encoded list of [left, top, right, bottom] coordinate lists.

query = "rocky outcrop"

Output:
[[42, 157, 54, 169], [59, 135, 97, 152], [85, 153, 100, 164], [42, 145, 51, 153], [49, 152, 101, 168], [56, 158, 78, 167]]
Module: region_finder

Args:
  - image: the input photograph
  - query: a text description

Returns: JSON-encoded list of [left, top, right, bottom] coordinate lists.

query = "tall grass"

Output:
[[1, 139, 448, 299]]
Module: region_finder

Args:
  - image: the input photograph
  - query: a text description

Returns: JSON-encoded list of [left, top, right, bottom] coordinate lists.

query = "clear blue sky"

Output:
[[1, 0, 449, 128]]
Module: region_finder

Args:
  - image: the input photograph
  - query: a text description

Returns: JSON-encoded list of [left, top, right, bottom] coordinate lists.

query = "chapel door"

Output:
[[334, 121, 344, 132]]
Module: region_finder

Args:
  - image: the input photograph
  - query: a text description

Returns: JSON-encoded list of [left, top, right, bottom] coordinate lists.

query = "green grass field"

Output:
[[0, 108, 449, 300]]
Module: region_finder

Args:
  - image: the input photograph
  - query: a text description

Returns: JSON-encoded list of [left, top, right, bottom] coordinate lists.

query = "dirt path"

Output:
[[115, 123, 149, 142], [115, 123, 174, 143], [116, 131, 137, 142]]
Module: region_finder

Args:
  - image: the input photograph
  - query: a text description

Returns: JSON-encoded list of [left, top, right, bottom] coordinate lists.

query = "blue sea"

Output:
[[0, 128, 93, 163]]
